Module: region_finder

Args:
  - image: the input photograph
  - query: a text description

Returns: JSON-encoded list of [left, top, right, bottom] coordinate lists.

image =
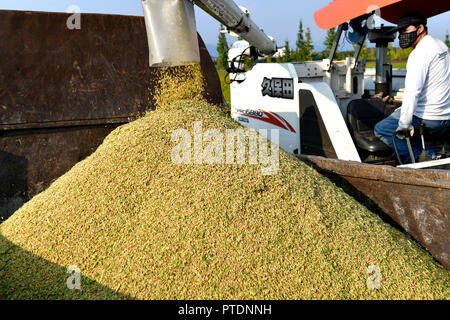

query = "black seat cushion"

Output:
[[347, 98, 391, 153]]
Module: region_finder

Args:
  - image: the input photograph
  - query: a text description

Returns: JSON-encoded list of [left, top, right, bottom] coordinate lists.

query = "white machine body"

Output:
[[230, 58, 365, 162]]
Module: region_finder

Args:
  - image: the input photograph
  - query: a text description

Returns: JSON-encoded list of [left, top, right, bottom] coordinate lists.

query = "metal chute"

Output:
[[141, 0, 200, 67], [142, 0, 276, 67]]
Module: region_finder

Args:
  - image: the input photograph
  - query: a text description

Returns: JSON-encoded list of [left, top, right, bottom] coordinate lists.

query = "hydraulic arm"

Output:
[[193, 0, 276, 56]]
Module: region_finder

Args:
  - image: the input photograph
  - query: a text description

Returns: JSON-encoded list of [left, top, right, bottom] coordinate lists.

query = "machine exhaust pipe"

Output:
[[368, 26, 396, 97]]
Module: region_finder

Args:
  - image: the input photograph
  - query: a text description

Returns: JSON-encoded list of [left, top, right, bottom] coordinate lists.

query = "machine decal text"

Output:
[[261, 77, 294, 99]]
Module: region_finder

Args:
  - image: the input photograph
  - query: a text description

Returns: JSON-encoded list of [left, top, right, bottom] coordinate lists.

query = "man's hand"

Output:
[[374, 92, 390, 103], [396, 126, 414, 140]]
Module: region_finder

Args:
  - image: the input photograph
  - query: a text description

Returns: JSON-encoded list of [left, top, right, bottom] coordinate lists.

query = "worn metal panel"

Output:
[[0, 10, 223, 130], [0, 125, 119, 220], [345, 176, 449, 269]]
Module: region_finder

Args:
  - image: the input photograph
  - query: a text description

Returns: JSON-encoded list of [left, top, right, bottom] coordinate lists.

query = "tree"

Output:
[[295, 20, 306, 61], [359, 40, 368, 59], [304, 28, 314, 61], [392, 47, 402, 60], [387, 43, 394, 61], [282, 39, 293, 62], [445, 31, 450, 48], [353, 39, 368, 60], [324, 27, 336, 58], [244, 56, 253, 69], [216, 25, 228, 70], [400, 47, 413, 60], [367, 47, 376, 61]]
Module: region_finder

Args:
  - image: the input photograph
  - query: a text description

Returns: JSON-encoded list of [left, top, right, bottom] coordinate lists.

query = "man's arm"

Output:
[[399, 51, 430, 128]]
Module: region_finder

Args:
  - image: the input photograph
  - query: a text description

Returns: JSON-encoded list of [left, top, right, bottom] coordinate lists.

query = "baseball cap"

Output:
[[388, 11, 427, 34]]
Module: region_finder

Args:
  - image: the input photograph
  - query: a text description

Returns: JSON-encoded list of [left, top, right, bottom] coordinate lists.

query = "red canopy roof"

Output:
[[314, 0, 450, 29]]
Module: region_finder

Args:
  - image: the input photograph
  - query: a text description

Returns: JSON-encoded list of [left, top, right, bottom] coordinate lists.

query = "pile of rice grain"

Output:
[[0, 65, 448, 300]]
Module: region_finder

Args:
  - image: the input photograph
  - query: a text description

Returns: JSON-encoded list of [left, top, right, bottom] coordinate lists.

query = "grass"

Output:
[[365, 61, 407, 69], [217, 69, 230, 106], [0, 65, 448, 300]]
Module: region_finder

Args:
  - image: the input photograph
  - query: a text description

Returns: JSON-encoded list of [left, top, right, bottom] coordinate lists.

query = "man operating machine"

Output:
[[375, 11, 450, 163]]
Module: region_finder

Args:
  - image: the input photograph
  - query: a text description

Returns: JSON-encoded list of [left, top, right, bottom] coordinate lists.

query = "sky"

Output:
[[1, 0, 449, 53]]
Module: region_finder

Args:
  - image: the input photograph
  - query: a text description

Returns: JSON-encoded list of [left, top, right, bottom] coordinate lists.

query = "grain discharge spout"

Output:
[[142, 0, 276, 67]]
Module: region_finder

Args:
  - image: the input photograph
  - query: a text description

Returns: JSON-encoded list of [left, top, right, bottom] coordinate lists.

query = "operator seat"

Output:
[[347, 98, 392, 153]]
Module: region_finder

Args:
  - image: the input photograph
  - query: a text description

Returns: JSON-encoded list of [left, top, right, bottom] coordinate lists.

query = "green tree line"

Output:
[[216, 24, 228, 70], [281, 20, 314, 62]]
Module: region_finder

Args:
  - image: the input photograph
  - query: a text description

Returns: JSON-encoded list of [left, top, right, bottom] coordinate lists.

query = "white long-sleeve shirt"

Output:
[[399, 35, 450, 128]]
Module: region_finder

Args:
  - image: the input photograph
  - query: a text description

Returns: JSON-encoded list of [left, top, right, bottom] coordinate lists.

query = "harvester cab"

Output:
[[219, 8, 396, 163], [227, 14, 374, 162]]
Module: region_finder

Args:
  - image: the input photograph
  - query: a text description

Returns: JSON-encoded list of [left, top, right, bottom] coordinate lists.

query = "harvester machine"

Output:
[[227, 0, 449, 169]]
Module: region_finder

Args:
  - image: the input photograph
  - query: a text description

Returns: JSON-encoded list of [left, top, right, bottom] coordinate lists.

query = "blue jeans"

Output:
[[374, 108, 449, 163]]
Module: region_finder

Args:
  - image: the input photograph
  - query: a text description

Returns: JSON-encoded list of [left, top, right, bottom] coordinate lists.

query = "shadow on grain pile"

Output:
[[1, 65, 449, 300]]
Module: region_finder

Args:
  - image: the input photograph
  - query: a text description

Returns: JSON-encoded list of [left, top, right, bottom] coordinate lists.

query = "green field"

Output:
[[217, 69, 230, 106], [366, 61, 407, 69]]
